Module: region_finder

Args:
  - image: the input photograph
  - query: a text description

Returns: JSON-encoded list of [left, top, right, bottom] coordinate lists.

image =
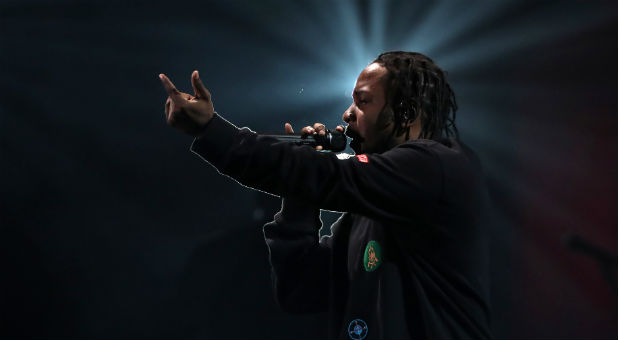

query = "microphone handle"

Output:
[[260, 130, 347, 152]]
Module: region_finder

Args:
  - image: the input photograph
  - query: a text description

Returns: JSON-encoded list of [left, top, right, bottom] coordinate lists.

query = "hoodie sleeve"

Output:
[[262, 198, 334, 313], [191, 113, 443, 224]]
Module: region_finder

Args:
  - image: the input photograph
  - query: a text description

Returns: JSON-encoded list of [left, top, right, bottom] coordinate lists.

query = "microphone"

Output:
[[260, 130, 348, 152]]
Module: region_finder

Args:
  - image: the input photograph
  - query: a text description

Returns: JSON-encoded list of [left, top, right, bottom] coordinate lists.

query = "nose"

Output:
[[342, 107, 356, 124]]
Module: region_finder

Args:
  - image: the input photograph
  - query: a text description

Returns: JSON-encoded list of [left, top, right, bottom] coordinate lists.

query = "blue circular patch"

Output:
[[347, 318, 368, 340]]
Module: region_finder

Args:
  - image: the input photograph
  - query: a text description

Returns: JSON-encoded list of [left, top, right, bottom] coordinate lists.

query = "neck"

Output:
[[395, 119, 422, 143]]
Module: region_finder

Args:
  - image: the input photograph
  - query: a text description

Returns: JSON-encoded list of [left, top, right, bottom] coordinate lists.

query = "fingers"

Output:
[[288, 123, 340, 136], [301, 125, 314, 135], [165, 97, 171, 118], [159, 73, 183, 100], [301, 123, 330, 151], [191, 70, 211, 100], [301, 123, 326, 135], [313, 122, 326, 136]]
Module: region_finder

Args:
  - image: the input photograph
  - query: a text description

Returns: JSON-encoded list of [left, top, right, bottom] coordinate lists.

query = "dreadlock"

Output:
[[372, 51, 458, 140]]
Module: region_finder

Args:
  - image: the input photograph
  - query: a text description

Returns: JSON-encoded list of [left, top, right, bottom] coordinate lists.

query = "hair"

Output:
[[372, 51, 458, 140]]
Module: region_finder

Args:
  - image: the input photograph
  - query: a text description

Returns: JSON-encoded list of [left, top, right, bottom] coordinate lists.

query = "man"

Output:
[[160, 51, 491, 339]]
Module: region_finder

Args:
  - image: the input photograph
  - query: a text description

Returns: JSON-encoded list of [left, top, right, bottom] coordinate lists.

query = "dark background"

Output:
[[1, 0, 616, 338]]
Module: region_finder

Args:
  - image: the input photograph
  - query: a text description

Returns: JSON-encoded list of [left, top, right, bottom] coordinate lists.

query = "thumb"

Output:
[[284, 123, 294, 134], [191, 70, 211, 100]]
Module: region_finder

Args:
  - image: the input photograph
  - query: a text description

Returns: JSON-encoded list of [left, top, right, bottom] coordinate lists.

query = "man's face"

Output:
[[343, 63, 396, 154]]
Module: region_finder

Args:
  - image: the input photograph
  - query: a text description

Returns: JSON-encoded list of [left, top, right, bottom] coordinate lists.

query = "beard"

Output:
[[344, 105, 398, 154], [344, 126, 364, 154], [371, 105, 400, 153]]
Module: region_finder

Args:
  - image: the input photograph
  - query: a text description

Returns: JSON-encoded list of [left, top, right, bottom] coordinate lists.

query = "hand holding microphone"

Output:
[[272, 123, 347, 152], [258, 122, 347, 152]]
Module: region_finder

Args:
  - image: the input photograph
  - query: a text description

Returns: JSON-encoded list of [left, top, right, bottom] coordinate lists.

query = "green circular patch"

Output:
[[363, 240, 382, 272]]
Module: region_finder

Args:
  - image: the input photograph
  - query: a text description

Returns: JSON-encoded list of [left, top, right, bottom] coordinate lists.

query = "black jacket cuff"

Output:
[[190, 113, 244, 166]]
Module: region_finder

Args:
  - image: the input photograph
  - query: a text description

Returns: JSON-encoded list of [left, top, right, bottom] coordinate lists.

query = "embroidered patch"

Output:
[[356, 154, 369, 163], [363, 240, 382, 272], [347, 319, 368, 340]]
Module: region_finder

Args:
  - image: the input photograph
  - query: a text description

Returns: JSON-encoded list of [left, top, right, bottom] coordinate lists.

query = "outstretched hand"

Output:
[[159, 70, 215, 137]]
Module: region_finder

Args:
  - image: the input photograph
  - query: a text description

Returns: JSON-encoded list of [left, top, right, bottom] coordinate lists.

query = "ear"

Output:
[[401, 111, 422, 140]]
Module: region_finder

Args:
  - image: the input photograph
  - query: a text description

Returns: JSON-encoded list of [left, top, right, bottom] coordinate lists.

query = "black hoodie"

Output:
[[190, 113, 492, 339]]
